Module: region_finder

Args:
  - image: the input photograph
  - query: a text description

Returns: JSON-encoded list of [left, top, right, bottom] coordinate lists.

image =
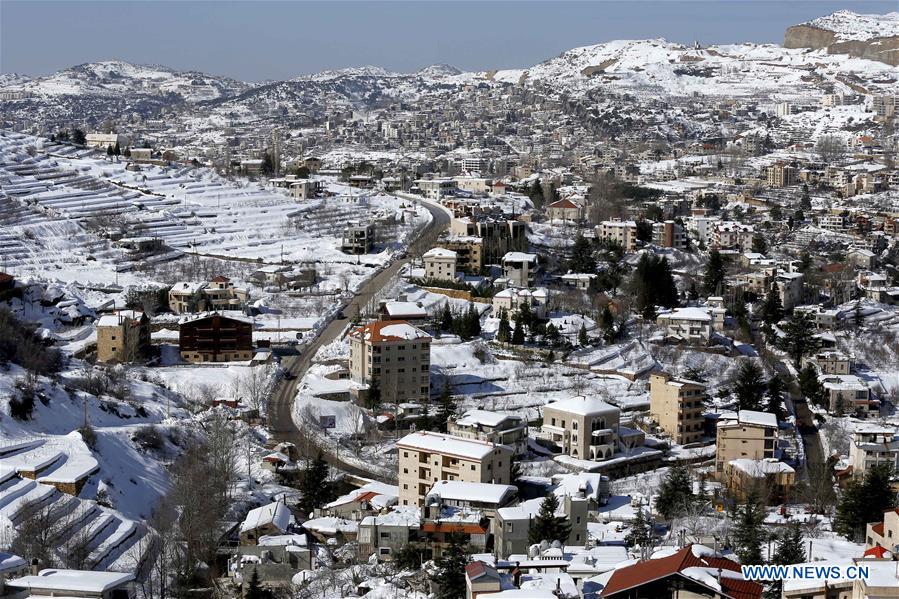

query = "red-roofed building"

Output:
[[421, 520, 490, 557], [866, 508, 899, 551], [465, 560, 502, 598], [547, 197, 584, 222], [349, 320, 431, 403], [600, 544, 761, 599]]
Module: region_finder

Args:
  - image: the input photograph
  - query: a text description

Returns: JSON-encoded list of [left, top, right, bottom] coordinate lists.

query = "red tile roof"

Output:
[[210, 275, 230, 283], [348, 319, 431, 343], [865, 545, 891, 558], [548, 198, 580, 209], [601, 545, 760, 599], [872, 522, 885, 536]]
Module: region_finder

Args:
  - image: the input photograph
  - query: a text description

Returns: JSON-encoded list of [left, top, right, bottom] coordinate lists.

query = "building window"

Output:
[[380, 548, 391, 555]]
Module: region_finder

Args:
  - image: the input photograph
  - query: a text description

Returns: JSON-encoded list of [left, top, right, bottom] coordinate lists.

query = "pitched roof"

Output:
[[601, 545, 760, 599], [466, 560, 501, 582]]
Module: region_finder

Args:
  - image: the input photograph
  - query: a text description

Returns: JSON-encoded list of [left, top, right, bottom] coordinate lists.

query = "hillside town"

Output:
[[0, 4, 898, 599]]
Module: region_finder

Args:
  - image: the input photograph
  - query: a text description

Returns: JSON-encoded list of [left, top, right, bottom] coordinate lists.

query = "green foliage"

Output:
[[655, 465, 694, 521], [703, 250, 727, 296], [766, 375, 786, 421], [497, 309, 511, 343], [624, 505, 653, 548], [734, 360, 765, 411], [751, 234, 768, 255], [244, 569, 274, 599], [760, 287, 783, 325], [798, 364, 825, 407], [435, 532, 470, 599], [732, 488, 766, 566], [835, 464, 896, 541], [298, 453, 333, 516], [511, 319, 525, 345], [71, 128, 86, 145], [629, 253, 678, 319], [529, 179, 545, 210], [568, 232, 596, 273], [578, 323, 589, 346], [528, 494, 572, 545], [781, 312, 819, 368]]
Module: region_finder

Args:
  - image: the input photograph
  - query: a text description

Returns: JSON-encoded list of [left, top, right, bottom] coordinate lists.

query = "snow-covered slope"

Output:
[[802, 9, 899, 42]]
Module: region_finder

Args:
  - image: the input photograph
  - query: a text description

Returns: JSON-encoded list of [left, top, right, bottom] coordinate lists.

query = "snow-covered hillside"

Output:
[[803, 9, 899, 42]]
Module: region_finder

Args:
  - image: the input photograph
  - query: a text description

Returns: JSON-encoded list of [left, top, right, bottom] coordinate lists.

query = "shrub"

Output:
[[132, 425, 165, 451]]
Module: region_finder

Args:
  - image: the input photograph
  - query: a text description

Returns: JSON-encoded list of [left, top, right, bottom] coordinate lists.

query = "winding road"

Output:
[[266, 196, 451, 480]]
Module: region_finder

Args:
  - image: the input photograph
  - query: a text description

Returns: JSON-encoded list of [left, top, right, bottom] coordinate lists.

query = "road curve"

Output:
[[267, 196, 451, 480]]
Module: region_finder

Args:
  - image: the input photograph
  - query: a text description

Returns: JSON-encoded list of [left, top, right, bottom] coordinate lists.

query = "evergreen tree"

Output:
[[655, 465, 694, 521], [732, 488, 766, 565], [529, 179, 545, 209], [366, 380, 382, 410], [798, 363, 825, 407], [568, 232, 596, 273], [244, 568, 274, 599], [298, 453, 332, 516], [853, 300, 864, 330], [435, 532, 470, 599], [106, 145, 114, 159], [497, 309, 511, 343], [261, 150, 274, 175], [733, 360, 766, 411], [765, 524, 805, 599], [703, 250, 726, 296], [434, 384, 455, 433], [544, 323, 561, 347], [71, 128, 86, 145], [113, 141, 121, 160], [578, 323, 589, 346], [512, 319, 525, 345], [760, 287, 784, 325], [528, 494, 572, 545], [630, 253, 678, 319], [599, 305, 616, 343], [835, 464, 897, 541], [441, 302, 454, 332], [751, 234, 768, 255], [782, 312, 819, 368], [624, 505, 653, 549], [766, 375, 786, 421], [123, 146, 131, 159]]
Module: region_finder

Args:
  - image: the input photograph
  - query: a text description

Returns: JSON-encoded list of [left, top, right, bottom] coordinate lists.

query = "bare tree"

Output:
[[816, 135, 846, 164]]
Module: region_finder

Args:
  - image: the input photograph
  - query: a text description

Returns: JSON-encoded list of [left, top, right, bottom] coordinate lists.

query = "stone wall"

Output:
[[784, 24, 899, 67]]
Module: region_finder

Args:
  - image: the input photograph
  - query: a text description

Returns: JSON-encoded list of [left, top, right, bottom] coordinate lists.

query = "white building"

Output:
[[492, 287, 548, 319], [501, 252, 539, 287], [423, 247, 458, 281]]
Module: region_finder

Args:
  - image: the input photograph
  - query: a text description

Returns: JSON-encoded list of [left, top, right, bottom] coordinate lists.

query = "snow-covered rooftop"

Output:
[[397, 431, 509, 460]]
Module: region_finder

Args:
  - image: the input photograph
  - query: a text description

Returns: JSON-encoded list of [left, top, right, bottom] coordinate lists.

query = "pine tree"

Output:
[[106, 145, 114, 160], [703, 250, 726, 296], [625, 505, 653, 549], [630, 253, 678, 319], [760, 287, 783, 325], [113, 141, 121, 160], [434, 384, 456, 433], [766, 375, 786, 421], [599, 304, 616, 343], [528, 494, 572, 545], [733, 360, 765, 411], [835, 464, 897, 541], [578, 323, 589, 346], [71, 128, 86, 145], [544, 323, 560, 347], [782, 312, 819, 368], [465, 303, 481, 338], [732, 488, 766, 565], [765, 524, 805, 599], [441, 302, 454, 332], [512, 319, 525, 345], [798, 363, 825, 407], [298, 453, 332, 517], [497, 309, 511, 343], [435, 532, 470, 599], [853, 300, 863, 330], [529, 179, 545, 209], [655, 465, 694, 521], [244, 568, 274, 599], [751, 234, 768, 255], [568, 232, 596, 273]]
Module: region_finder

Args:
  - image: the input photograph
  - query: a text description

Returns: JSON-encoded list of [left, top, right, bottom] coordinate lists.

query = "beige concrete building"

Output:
[[423, 247, 458, 281], [448, 409, 528, 457], [443, 237, 484, 274], [501, 252, 538, 287], [774, 271, 805, 310], [767, 162, 798, 187], [449, 218, 527, 265], [712, 221, 754, 251], [538, 396, 620, 461], [866, 507, 899, 551], [715, 410, 778, 478], [396, 431, 512, 507], [649, 371, 705, 445], [348, 320, 431, 403], [546, 197, 583, 222], [596, 219, 638, 252], [804, 350, 851, 375], [849, 424, 899, 479], [168, 276, 248, 314], [724, 458, 796, 502], [96, 311, 150, 363]]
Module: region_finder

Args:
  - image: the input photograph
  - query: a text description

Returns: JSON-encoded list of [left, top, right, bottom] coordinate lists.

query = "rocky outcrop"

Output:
[[785, 23, 899, 67]]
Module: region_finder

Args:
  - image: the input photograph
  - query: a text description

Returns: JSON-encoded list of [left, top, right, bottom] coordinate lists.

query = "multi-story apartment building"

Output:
[[651, 220, 688, 249], [348, 320, 431, 403], [820, 374, 875, 416], [767, 162, 798, 187], [724, 458, 796, 502], [415, 178, 457, 200], [655, 307, 721, 344], [538, 396, 620, 461], [849, 425, 899, 479], [449, 217, 527, 265], [448, 409, 528, 457], [442, 237, 483, 274], [168, 276, 249, 314], [178, 313, 254, 363], [501, 252, 539, 287], [396, 431, 512, 507], [341, 223, 374, 254], [803, 350, 851, 375], [495, 493, 589, 558], [596, 219, 638, 252], [96, 311, 150, 363], [712, 221, 754, 251], [423, 247, 457, 281], [649, 371, 705, 445], [774, 272, 805, 310], [714, 410, 778, 478]]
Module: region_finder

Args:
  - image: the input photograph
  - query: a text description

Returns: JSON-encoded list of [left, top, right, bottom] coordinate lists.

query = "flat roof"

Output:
[[7, 570, 135, 593], [397, 431, 509, 460]]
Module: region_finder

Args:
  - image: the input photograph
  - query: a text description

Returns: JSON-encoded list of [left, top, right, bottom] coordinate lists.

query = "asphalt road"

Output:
[[266, 197, 451, 480]]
